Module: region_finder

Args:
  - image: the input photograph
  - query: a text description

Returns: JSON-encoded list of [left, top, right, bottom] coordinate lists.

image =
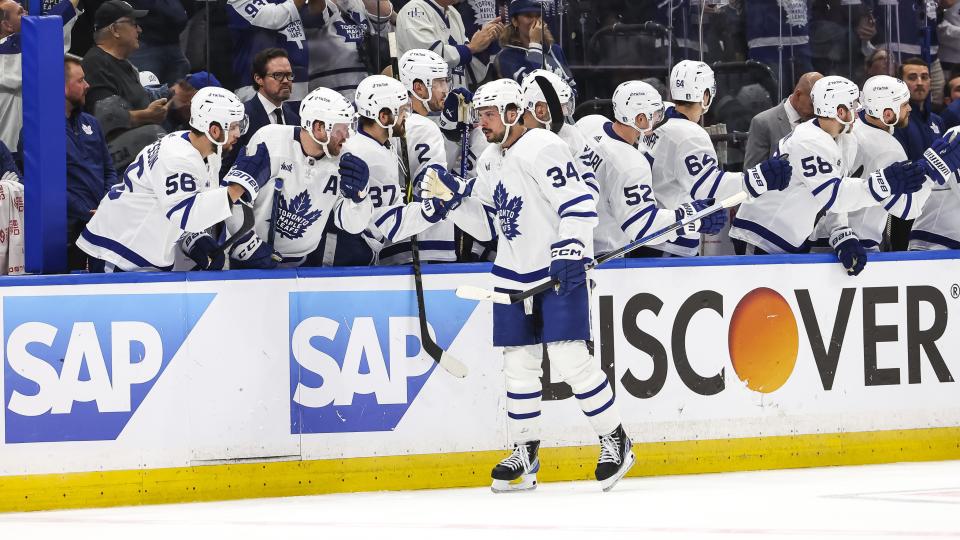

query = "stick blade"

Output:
[[534, 75, 565, 134], [456, 285, 512, 304], [423, 339, 468, 378]]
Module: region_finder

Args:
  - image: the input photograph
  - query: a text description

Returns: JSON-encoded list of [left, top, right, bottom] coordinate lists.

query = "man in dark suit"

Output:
[[222, 48, 302, 174], [744, 72, 822, 169]]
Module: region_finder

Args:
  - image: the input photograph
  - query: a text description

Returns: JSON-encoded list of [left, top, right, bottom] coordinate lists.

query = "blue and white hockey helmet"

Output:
[[399, 49, 450, 105], [190, 86, 248, 146], [812, 76, 860, 126], [472, 78, 524, 126], [669, 60, 716, 111], [612, 80, 664, 133], [520, 69, 575, 120], [354, 74, 410, 129], [861, 75, 909, 127], [300, 87, 355, 131]]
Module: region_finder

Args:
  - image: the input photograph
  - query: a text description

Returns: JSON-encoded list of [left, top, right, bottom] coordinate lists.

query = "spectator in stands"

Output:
[[164, 71, 221, 131], [895, 58, 944, 162], [82, 0, 169, 171], [941, 74, 960, 130], [304, 0, 390, 100], [863, 48, 892, 81], [221, 48, 301, 174], [743, 0, 814, 96], [64, 54, 115, 270], [0, 139, 19, 182], [941, 1, 960, 77], [744, 71, 822, 169], [127, 0, 189, 84], [0, 0, 79, 158], [226, 0, 326, 102], [395, 0, 501, 90], [494, 0, 572, 90]]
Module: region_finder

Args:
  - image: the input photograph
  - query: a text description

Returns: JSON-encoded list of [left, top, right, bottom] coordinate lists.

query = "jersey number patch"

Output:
[[546, 162, 581, 187], [164, 173, 197, 195], [801, 156, 834, 177]]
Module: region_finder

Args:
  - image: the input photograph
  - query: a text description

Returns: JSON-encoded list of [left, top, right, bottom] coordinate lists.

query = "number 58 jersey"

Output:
[[78, 131, 234, 271]]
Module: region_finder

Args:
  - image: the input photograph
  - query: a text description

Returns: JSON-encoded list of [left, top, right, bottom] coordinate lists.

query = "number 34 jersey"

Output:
[[78, 131, 234, 271]]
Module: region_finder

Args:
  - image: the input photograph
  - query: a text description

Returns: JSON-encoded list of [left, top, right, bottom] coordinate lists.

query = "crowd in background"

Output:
[[0, 0, 958, 273]]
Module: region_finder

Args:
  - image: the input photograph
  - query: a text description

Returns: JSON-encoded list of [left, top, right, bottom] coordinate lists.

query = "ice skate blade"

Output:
[[600, 451, 636, 492], [491, 474, 538, 493]]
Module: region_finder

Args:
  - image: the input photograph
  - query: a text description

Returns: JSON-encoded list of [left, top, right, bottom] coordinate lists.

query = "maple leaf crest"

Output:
[[493, 182, 523, 240], [276, 189, 323, 240]]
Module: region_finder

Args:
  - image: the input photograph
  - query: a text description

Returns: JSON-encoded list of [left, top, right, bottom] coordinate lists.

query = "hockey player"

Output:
[[518, 69, 584, 157], [645, 60, 793, 257], [844, 76, 931, 252], [378, 49, 456, 265], [584, 80, 727, 257], [224, 87, 373, 269], [419, 79, 635, 492], [329, 74, 451, 265], [729, 76, 926, 273], [78, 87, 271, 272]]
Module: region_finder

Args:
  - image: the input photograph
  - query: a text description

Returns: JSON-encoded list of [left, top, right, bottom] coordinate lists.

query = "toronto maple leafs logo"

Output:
[[275, 189, 323, 240], [493, 182, 522, 240], [334, 11, 368, 43]]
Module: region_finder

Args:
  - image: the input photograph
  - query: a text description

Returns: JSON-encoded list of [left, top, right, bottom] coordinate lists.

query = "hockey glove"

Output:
[[421, 197, 449, 223], [338, 152, 369, 203], [869, 160, 925, 201], [549, 239, 588, 296], [830, 226, 866, 276], [675, 198, 726, 236], [229, 231, 280, 270], [744, 156, 792, 198], [439, 87, 473, 142], [181, 232, 225, 271], [225, 143, 271, 202], [921, 134, 960, 185], [416, 164, 471, 210]]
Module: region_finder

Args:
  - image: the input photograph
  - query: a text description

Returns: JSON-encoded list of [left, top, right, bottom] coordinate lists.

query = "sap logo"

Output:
[[3, 293, 214, 443], [289, 290, 477, 434]]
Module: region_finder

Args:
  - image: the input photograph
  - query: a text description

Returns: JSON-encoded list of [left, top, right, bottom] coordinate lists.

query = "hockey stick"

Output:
[[212, 198, 255, 260], [267, 178, 284, 247], [534, 75, 564, 133], [456, 191, 748, 304], [389, 32, 468, 378]]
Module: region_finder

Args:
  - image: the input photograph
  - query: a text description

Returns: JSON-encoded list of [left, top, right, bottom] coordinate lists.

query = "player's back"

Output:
[[647, 112, 716, 208]]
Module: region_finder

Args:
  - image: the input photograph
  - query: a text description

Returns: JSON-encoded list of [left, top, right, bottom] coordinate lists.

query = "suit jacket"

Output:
[[744, 101, 792, 170], [221, 97, 301, 176]]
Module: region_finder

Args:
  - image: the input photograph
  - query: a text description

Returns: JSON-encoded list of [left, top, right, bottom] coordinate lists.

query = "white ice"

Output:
[[1, 460, 958, 539]]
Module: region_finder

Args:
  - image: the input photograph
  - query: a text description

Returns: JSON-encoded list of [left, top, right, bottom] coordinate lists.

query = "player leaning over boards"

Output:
[[418, 79, 635, 492], [78, 87, 271, 272], [643, 60, 793, 257], [729, 76, 929, 274], [224, 87, 374, 269]]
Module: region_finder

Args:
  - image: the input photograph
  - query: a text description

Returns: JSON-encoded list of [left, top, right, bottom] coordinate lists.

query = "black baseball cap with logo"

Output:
[[94, 0, 148, 31]]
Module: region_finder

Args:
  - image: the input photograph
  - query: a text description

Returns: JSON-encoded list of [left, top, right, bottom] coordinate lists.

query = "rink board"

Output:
[[1, 252, 960, 511]]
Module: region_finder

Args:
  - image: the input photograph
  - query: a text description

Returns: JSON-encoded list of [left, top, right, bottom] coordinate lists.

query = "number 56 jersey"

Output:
[[78, 131, 234, 271]]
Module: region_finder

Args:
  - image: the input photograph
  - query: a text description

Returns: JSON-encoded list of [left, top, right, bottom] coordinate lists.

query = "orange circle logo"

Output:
[[728, 287, 799, 393]]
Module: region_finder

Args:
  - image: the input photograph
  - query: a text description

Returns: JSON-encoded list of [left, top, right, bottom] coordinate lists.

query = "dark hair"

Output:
[[946, 73, 960, 96], [64, 52, 82, 79], [251, 48, 289, 92], [897, 57, 928, 79]]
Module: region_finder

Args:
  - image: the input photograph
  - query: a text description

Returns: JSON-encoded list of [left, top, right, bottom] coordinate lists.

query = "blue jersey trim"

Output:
[[507, 390, 543, 400], [80, 229, 174, 271], [732, 217, 811, 254], [491, 265, 549, 283], [909, 230, 960, 250]]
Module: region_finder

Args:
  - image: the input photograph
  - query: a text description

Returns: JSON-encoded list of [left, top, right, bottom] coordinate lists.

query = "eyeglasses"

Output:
[[113, 19, 141, 28], [265, 72, 295, 82]]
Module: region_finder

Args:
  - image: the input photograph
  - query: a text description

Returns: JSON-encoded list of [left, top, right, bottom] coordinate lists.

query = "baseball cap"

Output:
[[186, 71, 222, 90], [508, 0, 544, 17], [138, 70, 161, 87], [94, 0, 148, 31]]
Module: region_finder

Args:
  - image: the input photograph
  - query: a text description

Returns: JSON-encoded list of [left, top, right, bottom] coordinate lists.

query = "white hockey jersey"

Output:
[[78, 132, 234, 271], [645, 107, 746, 256], [395, 0, 490, 89], [305, 0, 382, 100], [380, 113, 456, 264], [575, 114, 611, 143], [583, 121, 686, 255], [730, 120, 886, 254], [909, 188, 960, 250], [224, 125, 372, 266], [450, 128, 597, 291], [338, 125, 445, 263], [845, 114, 929, 250]]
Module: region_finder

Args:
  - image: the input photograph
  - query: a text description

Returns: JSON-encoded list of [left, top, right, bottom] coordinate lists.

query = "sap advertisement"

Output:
[[1, 255, 959, 476]]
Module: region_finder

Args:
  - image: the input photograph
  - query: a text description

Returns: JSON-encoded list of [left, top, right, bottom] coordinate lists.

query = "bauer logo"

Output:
[[3, 293, 215, 443], [289, 290, 477, 433]]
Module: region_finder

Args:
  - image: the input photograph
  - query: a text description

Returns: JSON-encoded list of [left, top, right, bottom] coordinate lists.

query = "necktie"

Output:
[[273, 108, 284, 125]]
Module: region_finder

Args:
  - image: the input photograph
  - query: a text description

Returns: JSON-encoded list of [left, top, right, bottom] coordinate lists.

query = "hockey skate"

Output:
[[491, 441, 540, 493], [595, 424, 635, 492]]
